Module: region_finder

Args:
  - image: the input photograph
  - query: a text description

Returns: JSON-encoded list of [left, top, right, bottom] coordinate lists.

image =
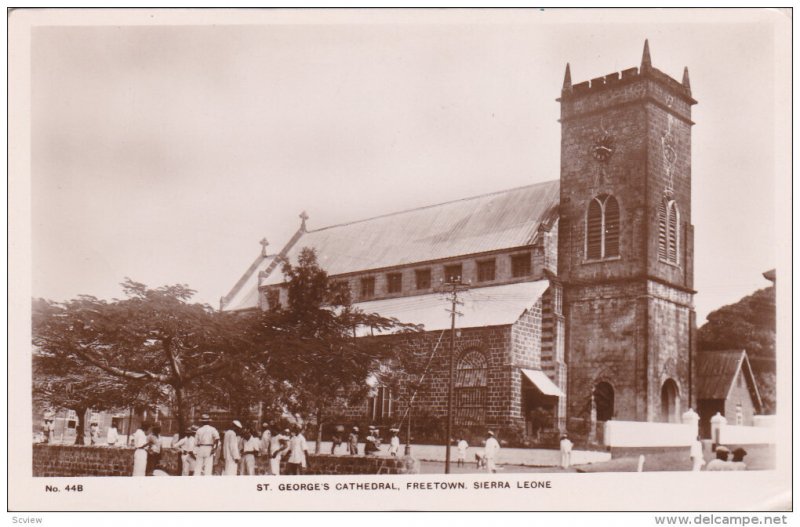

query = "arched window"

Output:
[[593, 382, 614, 422], [455, 351, 488, 426], [660, 379, 680, 423], [586, 194, 620, 260], [658, 198, 680, 264]]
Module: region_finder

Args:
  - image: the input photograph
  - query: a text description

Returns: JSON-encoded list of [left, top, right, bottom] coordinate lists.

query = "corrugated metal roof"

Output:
[[521, 368, 565, 397], [262, 180, 560, 285], [353, 280, 550, 335], [222, 255, 276, 312], [695, 350, 751, 400]]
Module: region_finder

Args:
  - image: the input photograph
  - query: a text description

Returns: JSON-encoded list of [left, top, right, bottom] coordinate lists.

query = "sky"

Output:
[[27, 9, 789, 324]]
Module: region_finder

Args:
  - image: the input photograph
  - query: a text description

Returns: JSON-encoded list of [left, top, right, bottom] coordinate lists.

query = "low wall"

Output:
[[603, 421, 695, 448], [718, 424, 775, 445], [32, 444, 417, 477]]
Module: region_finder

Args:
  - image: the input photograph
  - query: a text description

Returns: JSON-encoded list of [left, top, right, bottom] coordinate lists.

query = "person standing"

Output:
[[348, 427, 360, 455], [689, 436, 705, 471], [89, 422, 100, 445], [389, 428, 401, 457], [260, 423, 272, 460], [175, 426, 197, 476], [269, 428, 290, 476], [286, 427, 308, 475], [456, 437, 469, 467], [559, 434, 573, 469], [241, 429, 261, 476], [483, 430, 500, 473], [43, 418, 55, 444], [364, 426, 380, 455], [145, 424, 162, 476], [106, 423, 119, 447], [331, 425, 344, 455], [223, 420, 243, 476], [193, 414, 220, 476], [131, 422, 149, 477]]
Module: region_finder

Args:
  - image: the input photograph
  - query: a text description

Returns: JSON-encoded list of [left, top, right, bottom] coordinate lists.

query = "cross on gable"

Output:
[[299, 211, 309, 231], [259, 237, 269, 255]]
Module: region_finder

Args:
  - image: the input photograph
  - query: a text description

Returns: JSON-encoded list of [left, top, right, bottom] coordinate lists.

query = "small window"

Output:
[[386, 273, 403, 294], [477, 260, 496, 282], [360, 276, 376, 300], [511, 253, 531, 278], [658, 197, 680, 264], [415, 269, 431, 290], [444, 264, 463, 284]]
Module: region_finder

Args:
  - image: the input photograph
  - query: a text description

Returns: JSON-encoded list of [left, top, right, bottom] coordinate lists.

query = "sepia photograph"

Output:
[[8, 7, 792, 513]]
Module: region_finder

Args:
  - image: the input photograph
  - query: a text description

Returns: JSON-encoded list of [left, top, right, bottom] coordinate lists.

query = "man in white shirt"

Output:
[[270, 429, 290, 476], [106, 424, 119, 447], [260, 423, 272, 459], [193, 414, 220, 476], [389, 428, 401, 457], [241, 429, 261, 476], [223, 420, 243, 475], [174, 426, 197, 476], [286, 427, 308, 475], [689, 436, 705, 471], [559, 434, 573, 469], [483, 430, 500, 473], [131, 423, 148, 476], [457, 437, 469, 467]]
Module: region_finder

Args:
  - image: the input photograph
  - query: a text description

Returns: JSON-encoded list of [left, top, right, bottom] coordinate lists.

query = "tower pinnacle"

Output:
[[641, 39, 652, 71], [562, 63, 572, 92], [682, 66, 691, 91]]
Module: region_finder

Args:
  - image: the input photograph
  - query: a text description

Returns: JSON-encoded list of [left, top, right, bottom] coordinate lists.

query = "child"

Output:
[[456, 437, 468, 467]]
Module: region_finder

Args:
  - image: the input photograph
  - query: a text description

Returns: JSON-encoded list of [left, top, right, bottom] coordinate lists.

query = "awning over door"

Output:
[[521, 368, 565, 397]]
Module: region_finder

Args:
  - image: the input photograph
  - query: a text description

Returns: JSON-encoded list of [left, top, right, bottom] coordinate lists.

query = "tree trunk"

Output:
[[74, 406, 88, 445], [315, 406, 324, 454], [173, 384, 187, 434]]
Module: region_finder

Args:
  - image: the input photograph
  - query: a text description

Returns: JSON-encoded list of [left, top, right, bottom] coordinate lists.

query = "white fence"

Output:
[[718, 424, 775, 445], [603, 421, 696, 447]]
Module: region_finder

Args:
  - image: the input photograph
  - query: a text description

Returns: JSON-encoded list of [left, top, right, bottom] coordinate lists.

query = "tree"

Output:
[[32, 280, 257, 433], [261, 248, 419, 453], [698, 286, 776, 413]]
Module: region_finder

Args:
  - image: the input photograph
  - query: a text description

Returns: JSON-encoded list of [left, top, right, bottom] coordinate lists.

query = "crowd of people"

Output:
[[130, 415, 412, 477]]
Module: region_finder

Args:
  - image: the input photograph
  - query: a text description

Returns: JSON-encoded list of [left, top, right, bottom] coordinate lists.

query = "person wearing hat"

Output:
[[559, 433, 573, 469], [331, 425, 344, 455], [348, 426, 360, 456], [269, 428, 291, 475], [193, 414, 220, 476], [174, 426, 197, 476], [364, 426, 380, 456], [483, 430, 500, 473], [705, 445, 734, 471], [389, 428, 401, 457], [223, 420, 243, 475]]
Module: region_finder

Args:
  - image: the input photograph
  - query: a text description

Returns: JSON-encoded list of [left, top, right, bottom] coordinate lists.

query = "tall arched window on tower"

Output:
[[658, 197, 680, 264], [455, 350, 488, 427], [586, 194, 620, 260]]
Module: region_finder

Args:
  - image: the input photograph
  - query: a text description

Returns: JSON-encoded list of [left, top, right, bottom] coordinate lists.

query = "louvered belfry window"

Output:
[[658, 197, 680, 264], [586, 194, 620, 260]]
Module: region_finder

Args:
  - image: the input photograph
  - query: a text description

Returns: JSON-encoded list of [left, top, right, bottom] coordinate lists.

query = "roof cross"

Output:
[[259, 237, 269, 256], [299, 210, 309, 231]]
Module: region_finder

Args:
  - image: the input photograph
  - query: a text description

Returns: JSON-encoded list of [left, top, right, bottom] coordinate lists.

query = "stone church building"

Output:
[[222, 42, 697, 441]]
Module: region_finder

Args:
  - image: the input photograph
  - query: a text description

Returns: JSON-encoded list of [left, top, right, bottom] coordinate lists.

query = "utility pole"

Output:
[[444, 275, 468, 474]]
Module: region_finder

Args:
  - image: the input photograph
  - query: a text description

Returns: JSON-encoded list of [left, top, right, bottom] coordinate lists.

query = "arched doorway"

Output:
[[661, 379, 680, 423], [593, 382, 614, 422]]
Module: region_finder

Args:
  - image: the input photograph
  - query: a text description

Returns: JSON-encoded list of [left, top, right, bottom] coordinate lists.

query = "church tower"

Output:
[[557, 41, 697, 429]]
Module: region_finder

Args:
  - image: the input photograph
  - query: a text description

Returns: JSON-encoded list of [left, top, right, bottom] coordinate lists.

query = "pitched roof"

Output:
[[696, 350, 762, 409], [354, 280, 550, 335], [220, 254, 276, 312], [261, 180, 560, 285]]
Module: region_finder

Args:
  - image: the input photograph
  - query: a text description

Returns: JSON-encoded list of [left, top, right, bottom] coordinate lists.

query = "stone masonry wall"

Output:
[[32, 444, 418, 477]]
